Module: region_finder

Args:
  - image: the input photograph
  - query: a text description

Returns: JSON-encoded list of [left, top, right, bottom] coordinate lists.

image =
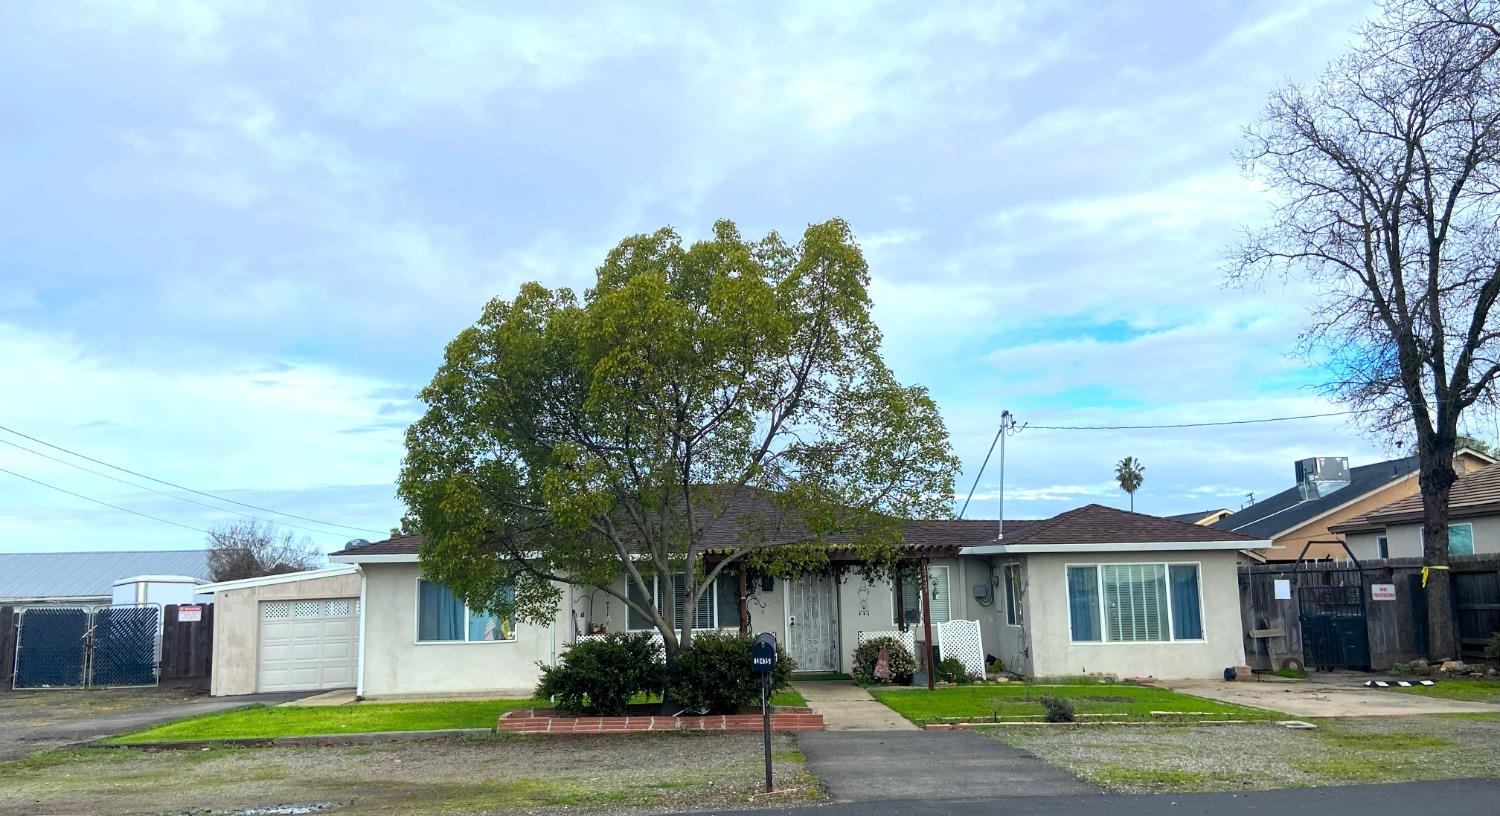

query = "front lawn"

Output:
[[868, 683, 1275, 724], [1386, 678, 1500, 704], [110, 699, 538, 744]]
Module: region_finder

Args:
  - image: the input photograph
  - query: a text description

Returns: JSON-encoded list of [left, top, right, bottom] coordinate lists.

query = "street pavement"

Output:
[[690, 778, 1500, 815]]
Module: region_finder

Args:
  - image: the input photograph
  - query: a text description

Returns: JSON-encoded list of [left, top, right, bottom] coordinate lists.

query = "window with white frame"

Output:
[[1003, 563, 1021, 626], [627, 573, 740, 631], [1376, 535, 1389, 559], [417, 580, 515, 642], [1418, 522, 1476, 556], [893, 565, 950, 626], [1065, 563, 1202, 643]]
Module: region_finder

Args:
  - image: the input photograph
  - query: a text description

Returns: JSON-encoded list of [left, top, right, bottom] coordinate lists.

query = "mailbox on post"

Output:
[[751, 632, 777, 792]]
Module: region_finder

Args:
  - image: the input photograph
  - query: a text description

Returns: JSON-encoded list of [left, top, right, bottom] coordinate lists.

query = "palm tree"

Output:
[[1115, 457, 1145, 512]]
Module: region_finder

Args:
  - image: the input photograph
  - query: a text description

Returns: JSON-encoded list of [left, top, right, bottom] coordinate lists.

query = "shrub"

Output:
[[664, 631, 794, 714], [1389, 662, 1412, 676], [536, 632, 663, 716], [1040, 694, 1076, 723], [936, 657, 973, 685], [985, 656, 1004, 675], [1486, 631, 1500, 662], [852, 636, 916, 685]]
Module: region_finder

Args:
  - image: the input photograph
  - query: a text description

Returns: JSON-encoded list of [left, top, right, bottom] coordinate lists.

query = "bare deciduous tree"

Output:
[[206, 519, 322, 582], [1232, 0, 1500, 657]]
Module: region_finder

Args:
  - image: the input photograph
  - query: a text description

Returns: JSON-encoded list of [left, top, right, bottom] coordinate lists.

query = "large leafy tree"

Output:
[[1232, 0, 1500, 657], [399, 219, 959, 658]]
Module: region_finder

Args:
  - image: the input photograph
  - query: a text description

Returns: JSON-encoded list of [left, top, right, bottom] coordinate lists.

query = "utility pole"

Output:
[[998, 410, 1016, 539]]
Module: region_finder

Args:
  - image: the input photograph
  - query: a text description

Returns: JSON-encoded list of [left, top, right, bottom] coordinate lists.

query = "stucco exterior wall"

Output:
[[210, 572, 361, 697], [1022, 550, 1246, 679], [1348, 515, 1500, 561], [359, 563, 564, 698]]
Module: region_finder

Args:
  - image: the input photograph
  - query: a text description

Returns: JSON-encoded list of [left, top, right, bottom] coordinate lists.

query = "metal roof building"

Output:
[[0, 550, 212, 604]]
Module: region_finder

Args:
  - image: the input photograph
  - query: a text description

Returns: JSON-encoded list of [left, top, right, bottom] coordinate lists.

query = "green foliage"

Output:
[[109, 700, 537, 744], [852, 636, 916, 685], [1273, 667, 1307, 679], [936, 657, 973, 684], [663, 631, 795, 714], [398, 219, 961, 655], [535, 633, 663, 716], [1040, 695, 1076, 723], [1486, 632, 1500, 662], [1115, 457, 1144, 511], [986, 657, 1004, 675]]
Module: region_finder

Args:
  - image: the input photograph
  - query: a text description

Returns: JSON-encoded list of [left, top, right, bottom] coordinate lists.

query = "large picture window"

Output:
[[627, 573, 741, 631], [1065, 563, 1202, 643], [417, 580, 515, 642], [893, 566, 950, 626]]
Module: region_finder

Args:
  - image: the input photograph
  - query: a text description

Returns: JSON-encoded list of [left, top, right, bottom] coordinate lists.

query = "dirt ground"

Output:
[[991, 715, 1500, 793], [0, 733, 822, 816], [1167, 676, 1500, 717]]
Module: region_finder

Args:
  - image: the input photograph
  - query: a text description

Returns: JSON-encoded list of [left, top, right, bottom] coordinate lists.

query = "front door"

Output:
[[786, 574, 837, 672]]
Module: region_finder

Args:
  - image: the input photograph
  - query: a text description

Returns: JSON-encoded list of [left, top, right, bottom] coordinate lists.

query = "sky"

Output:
[[2, 0, 1454, 555]]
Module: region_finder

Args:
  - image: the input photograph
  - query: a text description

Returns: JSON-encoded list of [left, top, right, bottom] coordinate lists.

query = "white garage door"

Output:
[[257, 598, 359, 692]]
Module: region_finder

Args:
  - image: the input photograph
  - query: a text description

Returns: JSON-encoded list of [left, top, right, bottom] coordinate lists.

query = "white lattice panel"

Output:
[[936, 619, 985, 679], [293, 601, 320, 618], [856, 629, 915, 655], [325, 600, 351, 617], [261, 601, 292, 620]]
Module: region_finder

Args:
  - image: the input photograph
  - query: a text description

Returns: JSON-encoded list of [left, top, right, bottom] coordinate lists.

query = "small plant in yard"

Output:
[[1273, 667, 1307, 679], [1390, 662, 1412, 676], [1485, 632, 1500, 662], [664, 631, 795, 714], [986, 657, 1004, 675], [852, 636, 917, 685], [935, 658, 974, 685], [535, 632, 663, 716], [1040, 695, 1076, 723]]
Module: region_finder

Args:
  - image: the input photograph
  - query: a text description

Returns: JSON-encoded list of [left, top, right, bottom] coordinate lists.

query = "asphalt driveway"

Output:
[[0, 686, 306, 761], [798, 730, 1100, 803]]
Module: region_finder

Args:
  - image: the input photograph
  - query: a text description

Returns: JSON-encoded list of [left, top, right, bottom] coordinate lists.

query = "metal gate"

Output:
[[1298, 574, 1370, 670], [12, 605, 160, 689]]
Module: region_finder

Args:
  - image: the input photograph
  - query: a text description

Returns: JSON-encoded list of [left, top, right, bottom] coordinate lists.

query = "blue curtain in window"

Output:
[[418, 580, 465, 641], [1067, 566, 1101, 642], [1169, 565, 1202, 640]]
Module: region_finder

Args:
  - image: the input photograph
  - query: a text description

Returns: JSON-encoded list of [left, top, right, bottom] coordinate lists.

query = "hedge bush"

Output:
[[852, 635, 916, 685], [1040, 694, 1076, 723], [536, 632, 663, 716], [935, 657, 973, 685], [664, 631, 795, 714]]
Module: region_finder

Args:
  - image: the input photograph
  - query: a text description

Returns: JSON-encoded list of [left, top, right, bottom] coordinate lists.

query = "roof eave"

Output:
[[328, 552, 420, 564], [197, 565, 359, 593], [964, 539, 1271, 555]]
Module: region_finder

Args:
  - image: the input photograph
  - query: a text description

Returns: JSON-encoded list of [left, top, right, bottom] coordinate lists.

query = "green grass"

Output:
[[1273, 667, 1307, 679], [1385, 678, 1500, 704], [868, 683, 1275, 724], [770, 689, 807, 707], [108, 699, 538, 744]]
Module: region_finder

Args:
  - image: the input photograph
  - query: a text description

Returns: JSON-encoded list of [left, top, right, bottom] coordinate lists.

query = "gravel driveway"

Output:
[[0, 686, 304, 761]]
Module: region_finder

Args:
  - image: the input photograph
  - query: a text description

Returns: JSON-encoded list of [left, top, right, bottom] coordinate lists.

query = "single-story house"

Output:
[[1213, 451, 1493, 562], [205, 502, 1267, 697], [1331, 461, 1500, 561], [0, 550, 212, 610]]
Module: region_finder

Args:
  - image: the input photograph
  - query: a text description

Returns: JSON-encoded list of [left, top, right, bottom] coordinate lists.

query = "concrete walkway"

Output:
[[793, 681, 916, 731], [797, 730, 1100, 803], [1168, 677, 1500, 717]]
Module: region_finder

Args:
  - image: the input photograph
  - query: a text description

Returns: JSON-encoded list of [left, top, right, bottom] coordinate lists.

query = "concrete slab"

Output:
[[797, 730, 1100, 802], [279, 688, 358, 707], [793, 681, 917, 731], [1168, 678, 1500, 717]]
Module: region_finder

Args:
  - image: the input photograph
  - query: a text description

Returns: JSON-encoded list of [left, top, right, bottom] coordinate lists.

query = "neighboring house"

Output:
[[1213, 451, 1494, 562], [0, 550, 212, 610], [204, 501, 1266, 697], [1167, 509, 1233, 526], [1331, 462, 1500, 561]]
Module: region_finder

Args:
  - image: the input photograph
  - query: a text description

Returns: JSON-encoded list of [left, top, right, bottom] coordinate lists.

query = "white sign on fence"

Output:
[[1370, 583, 1397, 601], [178, 604, 203, 622], [1273, 579, 1292, 600]]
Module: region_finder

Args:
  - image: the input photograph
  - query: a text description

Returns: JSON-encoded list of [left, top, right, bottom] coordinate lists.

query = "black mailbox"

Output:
[[751, 632, 777, 673]]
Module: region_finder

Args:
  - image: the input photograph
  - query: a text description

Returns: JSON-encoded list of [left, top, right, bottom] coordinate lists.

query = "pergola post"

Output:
[[920, 556, 935, 691], [738, 562, 750, 634], [894, 566, 907, 633]]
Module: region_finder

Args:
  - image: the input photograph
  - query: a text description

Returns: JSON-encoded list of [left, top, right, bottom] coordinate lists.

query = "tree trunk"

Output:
[[1419, 439, 1459, 661]]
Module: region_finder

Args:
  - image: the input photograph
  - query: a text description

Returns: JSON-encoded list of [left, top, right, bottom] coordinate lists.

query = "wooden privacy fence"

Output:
[[1239, 555, 1500, 671], [0, 607, 16, 691], [159, 603, 214, 682]]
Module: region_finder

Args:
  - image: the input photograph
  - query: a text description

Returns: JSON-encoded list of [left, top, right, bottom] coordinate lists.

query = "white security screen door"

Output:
[[785, 574, 837, 672]]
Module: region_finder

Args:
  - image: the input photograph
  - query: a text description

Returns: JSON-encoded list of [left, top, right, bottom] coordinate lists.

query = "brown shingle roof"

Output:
[[1330, 461, 1500, 534], [995, 504, 1261, 546]]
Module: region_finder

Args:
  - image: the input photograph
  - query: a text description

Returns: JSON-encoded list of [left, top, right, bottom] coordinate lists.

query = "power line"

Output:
[[1026, 410, 1363, 431], [0, 436, 352, 538], [0, 422, 384, 535], [959, 424, 1004, 519], [0, 465, 209, 534]]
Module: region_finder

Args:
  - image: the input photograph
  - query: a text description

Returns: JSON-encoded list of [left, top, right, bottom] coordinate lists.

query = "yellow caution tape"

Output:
[[1420, 564, 1451, 588]]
